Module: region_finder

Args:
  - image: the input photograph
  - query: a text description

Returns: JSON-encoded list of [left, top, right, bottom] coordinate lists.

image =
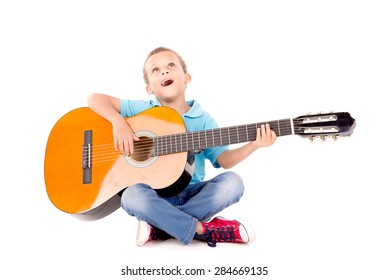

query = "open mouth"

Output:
[[161, 79, 174, 87]]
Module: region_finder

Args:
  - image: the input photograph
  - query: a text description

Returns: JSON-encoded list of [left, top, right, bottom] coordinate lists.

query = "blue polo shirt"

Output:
[[119, 98, 228, 184]]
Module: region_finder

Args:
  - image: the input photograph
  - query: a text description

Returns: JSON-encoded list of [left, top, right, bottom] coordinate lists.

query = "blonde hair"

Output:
[[143, 47, 188, 85]]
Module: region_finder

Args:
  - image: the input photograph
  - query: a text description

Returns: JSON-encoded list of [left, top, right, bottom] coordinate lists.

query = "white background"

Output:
[[1, 0, 388, 279]]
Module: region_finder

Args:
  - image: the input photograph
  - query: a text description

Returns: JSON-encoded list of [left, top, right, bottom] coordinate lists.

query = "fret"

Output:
[[166, 135, 169, 154], [180, 133, 183, 152], [193, 132, 198, 150], [165, 135, 168, 154], [158, 136, 161, 155], [174, 134, 177, 153], [247, 124, 258, 141], [228, 126, 238, 144], [165, 135, 169, 154], [153, 137, 159, 156], [159, 136, 164, 155], [175, 134, 180, 153], [218, 128, 223, 146], [158, 136, 162, 155], [277, 120, 281, 136], [214, 128, 220, 146], [169, 135, 173, 153], [185, 133, 188, 152], [191, 132, 194, 151], [221, 127, 230, 145]]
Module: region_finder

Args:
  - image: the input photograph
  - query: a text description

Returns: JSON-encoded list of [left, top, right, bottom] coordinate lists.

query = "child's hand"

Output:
[[253, 124, 277, 148], [112, 118, 139, 155]]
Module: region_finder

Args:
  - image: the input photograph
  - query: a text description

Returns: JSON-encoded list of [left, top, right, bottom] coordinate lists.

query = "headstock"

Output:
[[293, 112, 356, 140]]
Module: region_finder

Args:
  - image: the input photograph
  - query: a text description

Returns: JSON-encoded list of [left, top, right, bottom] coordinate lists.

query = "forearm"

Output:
[[217, 124, 277, 169], [217, 142, 259, 169], [87, 93, 123, 124]]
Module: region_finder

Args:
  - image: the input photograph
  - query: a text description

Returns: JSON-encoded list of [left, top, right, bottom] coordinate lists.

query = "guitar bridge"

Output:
[[82, 130, 92, 184]]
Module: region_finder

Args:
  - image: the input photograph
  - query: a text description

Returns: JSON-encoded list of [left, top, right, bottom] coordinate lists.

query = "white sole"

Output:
[[136, 220, 150, 246]]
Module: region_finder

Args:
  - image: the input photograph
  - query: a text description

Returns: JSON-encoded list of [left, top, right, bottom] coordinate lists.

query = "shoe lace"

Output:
[[198, 225, 236, 247]]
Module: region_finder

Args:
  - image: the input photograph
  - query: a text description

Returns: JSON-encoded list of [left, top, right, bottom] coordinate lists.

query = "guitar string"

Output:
[[81, 122, 304, 165], [83, 127, 280, 157], [84, 132, 341, 165], [84, 121, 300, 150], [82, 127, 299, 166], [84, 130, 261, 165]]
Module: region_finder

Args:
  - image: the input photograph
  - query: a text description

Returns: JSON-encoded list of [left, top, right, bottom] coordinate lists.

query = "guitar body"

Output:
[[44, 107, 188, 217]]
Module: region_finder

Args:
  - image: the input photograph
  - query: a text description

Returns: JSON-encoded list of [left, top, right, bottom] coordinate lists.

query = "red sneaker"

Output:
[[195, 216, 255, 247], [136, 221, 171, 246]]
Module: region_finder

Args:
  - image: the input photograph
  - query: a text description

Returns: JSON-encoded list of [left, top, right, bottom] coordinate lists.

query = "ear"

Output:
[[185, 73, 192, 84], [146, 85, 154, 95]]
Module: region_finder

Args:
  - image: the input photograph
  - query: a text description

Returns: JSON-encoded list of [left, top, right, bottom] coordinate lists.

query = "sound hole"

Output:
[[131, 136, 154, 162]]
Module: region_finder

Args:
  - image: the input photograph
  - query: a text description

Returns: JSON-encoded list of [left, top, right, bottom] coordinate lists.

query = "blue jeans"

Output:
[[121, 171, 244, 245]]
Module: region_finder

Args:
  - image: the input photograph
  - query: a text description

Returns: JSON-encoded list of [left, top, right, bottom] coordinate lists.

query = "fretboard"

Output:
[[152, 118, 293, 156]]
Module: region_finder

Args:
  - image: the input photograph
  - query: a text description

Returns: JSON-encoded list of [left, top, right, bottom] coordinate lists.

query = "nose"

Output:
[[162, 71, 169, 75]]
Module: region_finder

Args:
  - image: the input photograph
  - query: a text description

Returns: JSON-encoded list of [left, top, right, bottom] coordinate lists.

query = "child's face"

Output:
[[144, 51, 191, 102]]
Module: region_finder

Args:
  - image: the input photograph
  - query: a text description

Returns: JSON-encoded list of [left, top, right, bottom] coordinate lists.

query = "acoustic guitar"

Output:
[[44, 107, 356, 220]]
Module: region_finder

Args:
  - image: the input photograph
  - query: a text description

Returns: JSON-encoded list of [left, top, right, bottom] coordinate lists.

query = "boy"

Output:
[[87, 47, 276, 247]]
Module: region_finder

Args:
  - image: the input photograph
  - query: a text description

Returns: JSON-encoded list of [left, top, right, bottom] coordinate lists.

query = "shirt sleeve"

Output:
[[119, 99, 154, 117], [205, 145, 228, 168]]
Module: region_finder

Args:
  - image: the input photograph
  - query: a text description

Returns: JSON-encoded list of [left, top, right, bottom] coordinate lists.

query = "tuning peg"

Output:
[[332, 135, 339, 141], [320, 136, 327, 141]]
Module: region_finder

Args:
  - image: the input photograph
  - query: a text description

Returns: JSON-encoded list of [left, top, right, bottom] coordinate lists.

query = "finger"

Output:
[[129, 130, 139, 154], [123, 138, 131, 156], [260, 124, 266, 142], [133, 134, 140, 141], [266, 124, 272, 143], [113, 135, 119, 151], [129, 137, 135, 155], [118, 137, 125, 154], [272, 130, 277, 143]]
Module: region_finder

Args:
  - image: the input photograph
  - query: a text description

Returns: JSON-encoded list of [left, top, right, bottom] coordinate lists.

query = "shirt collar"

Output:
[[152, 98, 203, 118]]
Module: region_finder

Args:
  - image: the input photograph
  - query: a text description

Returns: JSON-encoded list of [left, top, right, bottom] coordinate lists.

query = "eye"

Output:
[[168, 62, 175, 68], [152, 67, 159, 73]]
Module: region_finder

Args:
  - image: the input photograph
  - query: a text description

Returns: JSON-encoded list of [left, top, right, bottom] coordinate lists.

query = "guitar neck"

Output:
[[153, 118, 294, 156]]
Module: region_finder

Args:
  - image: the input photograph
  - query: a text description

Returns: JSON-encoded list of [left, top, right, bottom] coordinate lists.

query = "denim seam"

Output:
[[182, 217, 198, 245]]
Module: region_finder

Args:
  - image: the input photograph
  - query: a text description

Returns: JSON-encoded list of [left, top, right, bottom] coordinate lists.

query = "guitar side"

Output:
[[44, 107, 188, 216]]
